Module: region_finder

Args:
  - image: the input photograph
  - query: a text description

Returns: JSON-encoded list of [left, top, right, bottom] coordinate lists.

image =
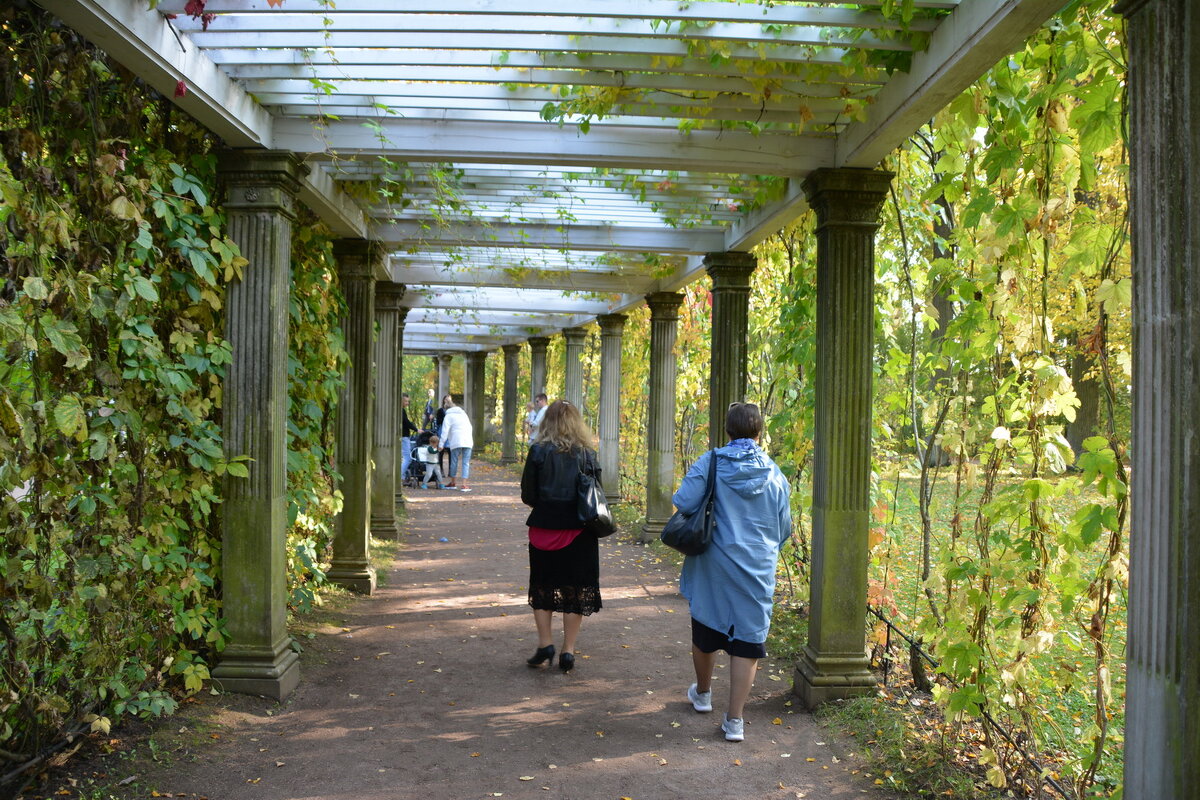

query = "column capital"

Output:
[[645, 291, 685, 320], [502, 343, 522, 356], [801, 168, 894, 228], [334, 239, 388, 281], [528, 336, 551, 353], [375, 281, 407, 311], [438, 352, 454, 365], [217, 150, 306, 218], [1112, 0, 1149, 15], [562, 326, 588, 343], [703, 251, 757, 290], [597, 313, 628, 336], [464, 350, 488, 365]]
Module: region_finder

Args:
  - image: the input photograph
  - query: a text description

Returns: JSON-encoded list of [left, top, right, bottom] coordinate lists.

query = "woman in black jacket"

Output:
[[520, 400, 602, 672]]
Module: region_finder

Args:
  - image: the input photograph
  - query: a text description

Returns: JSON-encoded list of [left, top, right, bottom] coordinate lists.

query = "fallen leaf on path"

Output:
[[275, 761, 285, 767], [772, 717, 783, 725], [471, 753, 481, 757], [670, 722, 681, 728], [518, 776, 534, 781], [732, 759, 742, 766]]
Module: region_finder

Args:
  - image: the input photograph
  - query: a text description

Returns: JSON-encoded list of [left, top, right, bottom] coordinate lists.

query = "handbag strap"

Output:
[[702, 449, 718, 503]]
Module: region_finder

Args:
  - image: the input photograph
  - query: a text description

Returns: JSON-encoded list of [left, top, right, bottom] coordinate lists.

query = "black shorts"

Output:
[[691, 618, 767, 659]]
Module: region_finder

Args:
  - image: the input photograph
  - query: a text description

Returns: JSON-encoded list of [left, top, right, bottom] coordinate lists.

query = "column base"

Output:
[[792, 647, 877, 710], [639, 518, 668, 544], [604, 491, 621, 506], [371, 514, 399, 539], [212, 640, 300, 700], [327, 564, 377, 594]]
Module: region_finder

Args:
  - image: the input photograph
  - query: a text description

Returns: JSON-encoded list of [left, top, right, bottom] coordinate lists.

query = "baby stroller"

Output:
[[403, 430, 434, 488]]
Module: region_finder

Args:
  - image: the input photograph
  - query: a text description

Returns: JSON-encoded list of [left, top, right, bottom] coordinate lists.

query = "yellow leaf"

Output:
[[518, 776, 534, 781], [732, 759, 742, 766], [772, 717, 782, 725]]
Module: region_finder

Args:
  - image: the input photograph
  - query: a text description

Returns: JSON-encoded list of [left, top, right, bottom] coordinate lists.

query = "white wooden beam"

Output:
[[393, 263, 655, 293], [298, 165, 367, 238], [171, 12, 912, 52], [374, 220, 725, 254], [275, 118, 834, 176], [45, 0, 272, 147], [159, 0, 940, 33], [836, 0, 1069, 168], [406, 288, 631, 315]]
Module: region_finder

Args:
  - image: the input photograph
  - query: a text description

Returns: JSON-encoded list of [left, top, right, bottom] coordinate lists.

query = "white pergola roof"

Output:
[[50, 0, 1066, 351]]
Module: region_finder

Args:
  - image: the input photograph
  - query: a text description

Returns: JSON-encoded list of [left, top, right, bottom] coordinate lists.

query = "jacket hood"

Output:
[[713, 444, 775, 499]]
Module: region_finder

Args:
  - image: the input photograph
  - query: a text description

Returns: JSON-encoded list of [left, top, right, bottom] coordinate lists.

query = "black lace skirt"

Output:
[[528, 534, 602, 615]]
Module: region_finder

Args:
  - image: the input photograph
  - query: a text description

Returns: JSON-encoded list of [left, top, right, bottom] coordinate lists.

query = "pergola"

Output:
[[42, 1, 1198, 796]]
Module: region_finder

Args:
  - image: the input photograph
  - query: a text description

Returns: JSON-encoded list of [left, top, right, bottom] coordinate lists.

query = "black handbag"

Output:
[[577, 455, 616, 537], [659, 450, 717, 555]]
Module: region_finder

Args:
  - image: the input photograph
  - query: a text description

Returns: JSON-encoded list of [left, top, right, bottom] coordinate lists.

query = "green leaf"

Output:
[[54, 394, 87, 440], [23, 276, 49, 300]]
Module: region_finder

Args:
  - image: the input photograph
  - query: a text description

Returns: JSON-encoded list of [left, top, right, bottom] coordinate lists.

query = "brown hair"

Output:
[[535, 400, 595, 452], [725, 402, 763, 440]]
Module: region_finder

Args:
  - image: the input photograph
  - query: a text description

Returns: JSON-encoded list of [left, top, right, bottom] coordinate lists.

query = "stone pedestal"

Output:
[[437, 352, 452, 402], [328, 240, 379, 595], [563, 327, 587, 410], [1117, 1, 1200, 795], [641, 292, 685, 542], [705, 252, 757, 448], [211, 150, 303, 699], [529, 336, 550, 400], [500, 344, 521, 463], [793, 168, 892, 709], [371, 282, 405, 536], [597, 314, 627, 503]]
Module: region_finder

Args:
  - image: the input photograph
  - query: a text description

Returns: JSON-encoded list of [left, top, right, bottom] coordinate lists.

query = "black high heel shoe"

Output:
[[527, 644, 555, 667], [558, 652, 575, 672]]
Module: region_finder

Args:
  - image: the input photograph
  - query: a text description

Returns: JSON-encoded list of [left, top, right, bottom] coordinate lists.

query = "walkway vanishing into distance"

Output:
[[125, 459, 898, 800]]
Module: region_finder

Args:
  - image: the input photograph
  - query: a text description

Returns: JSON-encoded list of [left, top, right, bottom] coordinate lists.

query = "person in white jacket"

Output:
[[439, 396, 475, 492]]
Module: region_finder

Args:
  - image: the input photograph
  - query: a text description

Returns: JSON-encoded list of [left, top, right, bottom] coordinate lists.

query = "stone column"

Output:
[[597, 314, 627, 504], [641, 292, 685, 543], [437, 352, 452, 402], [464, 351, 487, 433], [210, 150, 302, 700], [705, 252, 757, 448], [371, 282, 405, 536], [500, 344, 521, 463], [529, 336, 550, 400], [1117, 1, 1200, 795], [327, 240, 379, 595], [793, 168, 892, 709], [563, 327, 587, 409]]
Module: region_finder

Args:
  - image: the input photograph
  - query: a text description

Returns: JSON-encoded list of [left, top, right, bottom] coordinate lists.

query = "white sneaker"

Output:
[[687, 683, 712, 713], [459, 486, 472, 493], [721, 714, 744, 742]]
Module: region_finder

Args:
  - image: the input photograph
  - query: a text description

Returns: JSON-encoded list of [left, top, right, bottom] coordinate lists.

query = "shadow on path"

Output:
[[146, 460, 899, 800]]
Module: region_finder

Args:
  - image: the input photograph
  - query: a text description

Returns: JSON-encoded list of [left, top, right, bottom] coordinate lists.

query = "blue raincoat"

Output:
[[674, 441, 792, 644]]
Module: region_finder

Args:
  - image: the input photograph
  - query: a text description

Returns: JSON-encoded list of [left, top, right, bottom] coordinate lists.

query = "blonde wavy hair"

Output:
[[535, 400, 595, 452]]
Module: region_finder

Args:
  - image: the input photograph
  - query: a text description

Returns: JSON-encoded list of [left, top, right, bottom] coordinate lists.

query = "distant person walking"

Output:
[[440, 395, 474, 492], [528, 393, 548, 443], [672, 402, 791, 742], [520, 400, 603, 673]]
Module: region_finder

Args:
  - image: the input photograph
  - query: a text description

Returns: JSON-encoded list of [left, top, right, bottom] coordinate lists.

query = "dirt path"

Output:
[[97, 459, 899, 800]]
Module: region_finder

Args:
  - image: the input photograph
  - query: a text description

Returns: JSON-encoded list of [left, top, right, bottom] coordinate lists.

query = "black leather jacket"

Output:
[[521, 442, 600, 529]]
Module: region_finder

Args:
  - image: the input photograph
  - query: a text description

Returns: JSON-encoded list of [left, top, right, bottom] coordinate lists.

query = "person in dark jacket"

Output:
[[520, 400, 602, 672]]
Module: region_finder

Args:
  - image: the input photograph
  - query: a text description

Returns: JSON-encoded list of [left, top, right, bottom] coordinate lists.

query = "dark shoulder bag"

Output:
[[659, 450, 717, 556], [577, 451, 616, 537]]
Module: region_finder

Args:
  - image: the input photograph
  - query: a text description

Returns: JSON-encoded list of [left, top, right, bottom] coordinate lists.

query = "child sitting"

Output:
[[418, 434, 445, 489]]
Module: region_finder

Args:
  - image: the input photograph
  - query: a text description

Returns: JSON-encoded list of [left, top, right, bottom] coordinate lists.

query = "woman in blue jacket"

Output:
[[672, 402, 792, 742]]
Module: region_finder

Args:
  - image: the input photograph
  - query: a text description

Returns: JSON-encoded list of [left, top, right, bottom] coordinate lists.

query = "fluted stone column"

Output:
[[437, 352, 452, 402], [211, 150, 302, 700], [500, 344, 521, 464], [327, 240, 380, 595], [1117, 1, 1200, 795], [705, 252, 757, 447], [464, 351, 487, 433], [529, 336, 550, 400], [597, 314, 627, 504], [793, 168, 892, 708], [563, 327, 587, 409], [371, 282, 405, 536], [641, 292, 685, 542]]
